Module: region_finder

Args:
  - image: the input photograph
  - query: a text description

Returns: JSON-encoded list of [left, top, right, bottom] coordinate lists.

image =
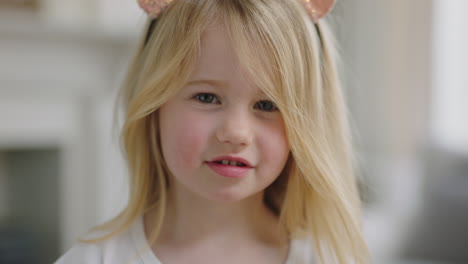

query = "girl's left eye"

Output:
[[255, 100, 278, 112], [194, 93, 220, 104]]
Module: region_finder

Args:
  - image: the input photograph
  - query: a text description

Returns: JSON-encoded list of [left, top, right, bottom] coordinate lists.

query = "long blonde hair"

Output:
[[83, 0, 370, 263]]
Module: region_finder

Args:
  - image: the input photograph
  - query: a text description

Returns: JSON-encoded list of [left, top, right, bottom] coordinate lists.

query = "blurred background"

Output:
[[0, 0, 466, 263]]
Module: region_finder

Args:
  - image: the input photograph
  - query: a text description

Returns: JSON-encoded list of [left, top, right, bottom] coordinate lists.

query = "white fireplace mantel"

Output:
[[0, 12, 136, 252]]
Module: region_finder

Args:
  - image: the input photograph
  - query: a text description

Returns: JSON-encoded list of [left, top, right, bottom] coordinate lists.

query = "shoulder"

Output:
[[54, 242, 103, 264], [54, 224, 144, 264], [285, 237, 316, 264]]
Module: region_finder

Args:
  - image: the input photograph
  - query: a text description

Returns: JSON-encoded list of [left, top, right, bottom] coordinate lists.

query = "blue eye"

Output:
[[255, 100, 278, 112], [194, 93, 220, 104]]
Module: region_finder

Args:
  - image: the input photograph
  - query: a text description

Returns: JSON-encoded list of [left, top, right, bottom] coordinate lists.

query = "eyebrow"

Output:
[[185, 79, 228, 88], [185, 79, 268, 97]]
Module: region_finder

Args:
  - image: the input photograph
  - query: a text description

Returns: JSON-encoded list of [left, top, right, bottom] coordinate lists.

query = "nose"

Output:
[[215, 108, 253, 147]]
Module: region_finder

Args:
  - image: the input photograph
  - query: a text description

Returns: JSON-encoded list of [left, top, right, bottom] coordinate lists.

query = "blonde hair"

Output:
[[83, 0, 370, 263]]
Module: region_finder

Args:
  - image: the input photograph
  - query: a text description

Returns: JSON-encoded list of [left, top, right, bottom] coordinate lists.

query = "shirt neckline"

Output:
[[131, 216, 162, 264], [131, 215, 297, 264]]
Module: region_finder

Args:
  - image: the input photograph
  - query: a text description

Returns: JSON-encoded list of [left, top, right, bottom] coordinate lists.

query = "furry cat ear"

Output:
[[302, 0, 336, 22], [137, 0, 174, 19]]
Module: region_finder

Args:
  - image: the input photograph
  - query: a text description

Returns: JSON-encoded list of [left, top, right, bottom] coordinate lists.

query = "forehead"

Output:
[[189, 23, 253, 86]]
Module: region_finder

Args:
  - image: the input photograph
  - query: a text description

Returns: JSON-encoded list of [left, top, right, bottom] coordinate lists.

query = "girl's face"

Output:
[[158, 25, 290, 202]]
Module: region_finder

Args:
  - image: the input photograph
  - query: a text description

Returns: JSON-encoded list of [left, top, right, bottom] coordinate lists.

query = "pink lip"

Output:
[[206, 155, 254, 178], [209, 156, 253, 168], [206, 162, 252, 178]]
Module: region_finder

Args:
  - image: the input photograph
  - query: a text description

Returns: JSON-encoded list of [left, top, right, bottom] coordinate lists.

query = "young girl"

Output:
[[56, 0, 369, 263]]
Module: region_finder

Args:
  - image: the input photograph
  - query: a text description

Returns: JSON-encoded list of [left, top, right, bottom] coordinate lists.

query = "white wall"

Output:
[[39, 0, 145, 33], [335, 0, 432, 260], [95, 91, 129, 224], [432, 0, 468, 152]]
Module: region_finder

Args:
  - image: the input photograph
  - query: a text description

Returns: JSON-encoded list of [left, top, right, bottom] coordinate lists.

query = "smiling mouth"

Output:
[[206, 161, 252, 178], [208, 156, 253, 168], [212, 160, 247, 167]]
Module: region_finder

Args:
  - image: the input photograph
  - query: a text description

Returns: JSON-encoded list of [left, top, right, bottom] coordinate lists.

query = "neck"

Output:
[[144, 182, 288, 246]]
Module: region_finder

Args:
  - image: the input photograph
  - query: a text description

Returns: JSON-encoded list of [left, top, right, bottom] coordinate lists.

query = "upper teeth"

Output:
[[220, 160, 244, 166]]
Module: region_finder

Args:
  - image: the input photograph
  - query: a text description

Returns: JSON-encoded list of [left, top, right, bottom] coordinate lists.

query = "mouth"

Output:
[[206, 156, 253, 178], [208, 156, 253, 168], [211, 160, 248, 167]]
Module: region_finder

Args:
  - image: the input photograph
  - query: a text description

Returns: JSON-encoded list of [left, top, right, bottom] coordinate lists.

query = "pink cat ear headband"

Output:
[[137, 0, 335, 23]]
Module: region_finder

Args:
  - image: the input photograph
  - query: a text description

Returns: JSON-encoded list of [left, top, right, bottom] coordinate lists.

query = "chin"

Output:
[[204, 188, 261, 203]]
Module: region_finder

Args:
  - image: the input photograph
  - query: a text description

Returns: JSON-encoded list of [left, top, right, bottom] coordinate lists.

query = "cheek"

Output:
[[258, 121, 290, 176], [159, 107, 211, 170]]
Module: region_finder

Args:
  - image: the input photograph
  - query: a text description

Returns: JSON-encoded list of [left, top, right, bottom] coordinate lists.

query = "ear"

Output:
[[302, 0, 336, 22]]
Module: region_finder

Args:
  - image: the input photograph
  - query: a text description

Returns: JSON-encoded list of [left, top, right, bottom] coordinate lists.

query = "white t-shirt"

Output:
[[55, 216, 315, 264]]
